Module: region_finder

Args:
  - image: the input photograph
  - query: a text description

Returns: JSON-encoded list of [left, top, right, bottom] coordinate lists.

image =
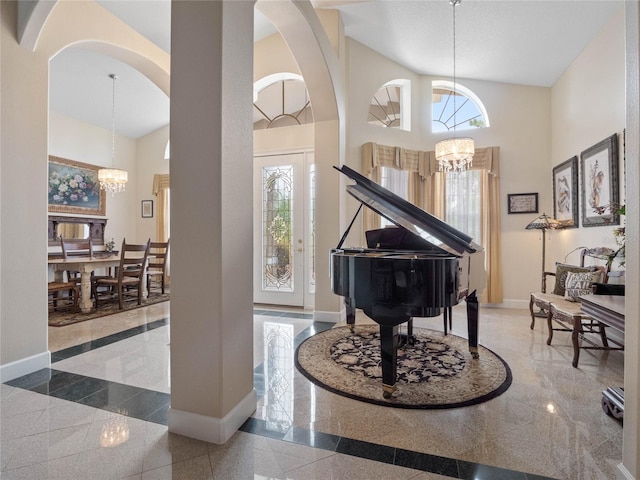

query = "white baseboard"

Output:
[[482, 300, 529, 310], [0, 351, 51, 383], [617, 463, 636, 480], [168, 389, 257, 444], [313, 309, 342, 323]]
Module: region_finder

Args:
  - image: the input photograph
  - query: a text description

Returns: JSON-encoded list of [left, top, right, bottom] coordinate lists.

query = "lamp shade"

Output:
[[525, 213, 562, 231]]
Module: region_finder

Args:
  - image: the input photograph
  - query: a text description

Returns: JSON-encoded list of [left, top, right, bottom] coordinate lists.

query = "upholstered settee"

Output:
[[529, 247, 625, 367]]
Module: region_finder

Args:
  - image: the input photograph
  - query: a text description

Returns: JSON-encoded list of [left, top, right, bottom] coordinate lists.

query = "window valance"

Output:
[[362, 142, 500, 178], [152, 174, 170, 195]]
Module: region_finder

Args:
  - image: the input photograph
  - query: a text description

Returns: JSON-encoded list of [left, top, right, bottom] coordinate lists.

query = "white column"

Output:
[[0, 0, 50, 382], [621, 3, 640, 479], [168, 0, 256, 444]]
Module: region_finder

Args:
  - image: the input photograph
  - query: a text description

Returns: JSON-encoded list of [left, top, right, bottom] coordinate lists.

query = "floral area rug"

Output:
[[295, 325, 512, 409], [48, 293, 170, 327]]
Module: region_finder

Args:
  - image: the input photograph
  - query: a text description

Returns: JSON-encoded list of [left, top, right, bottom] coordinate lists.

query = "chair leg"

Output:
[[72, 286, 79, 311], [118, 285, 124, 310], [529, 297, 535, 329], [572, 318, 583, 368], [546, 308, 554, 345]]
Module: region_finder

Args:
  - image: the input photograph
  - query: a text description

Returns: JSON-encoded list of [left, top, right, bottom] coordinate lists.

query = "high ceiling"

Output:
[[48, 0, 624, 139]]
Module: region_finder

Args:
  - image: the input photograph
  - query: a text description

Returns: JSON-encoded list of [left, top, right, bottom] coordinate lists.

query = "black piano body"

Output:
[[330, 165, 487, 398]]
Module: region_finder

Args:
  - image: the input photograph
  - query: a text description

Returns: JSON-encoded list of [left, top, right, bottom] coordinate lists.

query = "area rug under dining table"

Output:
[[295, 324, 512, 409], [48, 293, 170, 327]]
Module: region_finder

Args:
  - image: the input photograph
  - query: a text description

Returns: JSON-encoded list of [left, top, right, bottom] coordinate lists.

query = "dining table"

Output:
[[48, 256, 147, 313]]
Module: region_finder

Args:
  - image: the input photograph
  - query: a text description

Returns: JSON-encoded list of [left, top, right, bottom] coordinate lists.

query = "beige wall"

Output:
[[0, 0, 169, 379], [0, 0, 49, 373], [48, 112, 139, 250], [550, 6, 626, 266], [345, 37, 552, 308], [136, 125, 170, 244]]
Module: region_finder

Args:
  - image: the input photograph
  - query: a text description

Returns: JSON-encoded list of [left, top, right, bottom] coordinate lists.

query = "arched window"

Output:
[[253, 73, 313, 130], [368, 79, 411, 131], [432, 80, 489, 133]]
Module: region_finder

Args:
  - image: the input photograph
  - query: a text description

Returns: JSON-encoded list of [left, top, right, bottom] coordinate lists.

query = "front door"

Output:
[[253, 153, 315, 308]]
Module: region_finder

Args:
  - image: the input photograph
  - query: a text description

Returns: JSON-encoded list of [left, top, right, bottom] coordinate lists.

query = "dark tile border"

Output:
[[51, 317, 170, 362], [5, 368, 170, 425], [8, 312, 557, 480]]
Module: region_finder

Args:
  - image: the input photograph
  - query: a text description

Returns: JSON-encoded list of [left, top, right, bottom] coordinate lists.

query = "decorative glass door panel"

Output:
[[254, 153, 313, 307], [262, 165, 295, 292]]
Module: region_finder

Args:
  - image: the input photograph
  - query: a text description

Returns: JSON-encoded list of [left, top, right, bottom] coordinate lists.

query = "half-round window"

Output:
[[432, 80, 489, 133], [254, 73, 313, 130], [368, 79, 411, 131]]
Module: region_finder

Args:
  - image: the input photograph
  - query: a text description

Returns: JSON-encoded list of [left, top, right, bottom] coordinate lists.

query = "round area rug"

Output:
[[295, 325, 512, 409]]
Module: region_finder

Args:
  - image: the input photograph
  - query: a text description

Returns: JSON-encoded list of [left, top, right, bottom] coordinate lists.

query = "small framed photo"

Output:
[[508, 193, 538, 214], [141, 200, 154, 218], [580, 133, 619, 227], [553, 156, 578, 228]]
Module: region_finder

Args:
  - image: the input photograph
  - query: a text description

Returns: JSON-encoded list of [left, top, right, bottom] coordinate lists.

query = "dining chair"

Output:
[[92, 238, 151, 310], [48, 281, 79, 312], [60, 237, 93, 284], [146, 239, 170, 295]]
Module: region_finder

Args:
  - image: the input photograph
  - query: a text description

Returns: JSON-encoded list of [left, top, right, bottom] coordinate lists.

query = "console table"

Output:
[[578, 294, 625, 420]]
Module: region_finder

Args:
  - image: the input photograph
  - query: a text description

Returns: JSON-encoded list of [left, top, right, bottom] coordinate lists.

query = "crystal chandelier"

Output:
[[98, 74, 128, 194], [435, 0, 475, 172]]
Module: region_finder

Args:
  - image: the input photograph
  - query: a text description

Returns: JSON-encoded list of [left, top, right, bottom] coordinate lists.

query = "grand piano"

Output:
[[331, 165, 487, 398]]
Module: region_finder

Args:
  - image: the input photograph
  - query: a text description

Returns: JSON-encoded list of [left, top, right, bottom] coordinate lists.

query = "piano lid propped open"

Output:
[[335, 165, 482, 256]]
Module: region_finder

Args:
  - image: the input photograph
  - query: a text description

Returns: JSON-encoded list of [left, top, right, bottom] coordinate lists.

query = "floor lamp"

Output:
[[526, 213, 562, 317]]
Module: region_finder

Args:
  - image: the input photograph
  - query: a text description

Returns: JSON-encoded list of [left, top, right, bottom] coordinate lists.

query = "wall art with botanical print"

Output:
[[580, 134, 619, 227], [552, 156, 578, 228]]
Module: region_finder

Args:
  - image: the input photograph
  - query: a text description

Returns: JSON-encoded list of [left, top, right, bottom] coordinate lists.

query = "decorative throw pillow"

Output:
[[552, 263, 598, 296], [564, 271, 599, 301]]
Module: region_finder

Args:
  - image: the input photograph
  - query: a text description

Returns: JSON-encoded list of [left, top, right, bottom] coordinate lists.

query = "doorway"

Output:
[[253, 152, 315, 309]]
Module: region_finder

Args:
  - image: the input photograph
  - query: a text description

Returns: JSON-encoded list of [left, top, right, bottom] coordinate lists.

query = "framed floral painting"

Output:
[[580, 134, 619, 227], [48, 156, 106, 216]]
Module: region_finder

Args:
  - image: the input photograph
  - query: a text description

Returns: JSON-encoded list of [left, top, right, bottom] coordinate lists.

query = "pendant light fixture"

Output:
[[98, 73, 128, 194], [435, 0, 475, 172]]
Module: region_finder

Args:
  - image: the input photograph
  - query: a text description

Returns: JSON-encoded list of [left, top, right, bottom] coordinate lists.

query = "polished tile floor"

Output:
[[1, 301, 624, 479]]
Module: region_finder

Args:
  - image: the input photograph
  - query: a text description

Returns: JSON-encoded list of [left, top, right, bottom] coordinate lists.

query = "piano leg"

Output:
[[345, 298, 356, 332], [443, 308, 453, 335], [466, 291, 479, 359], [380, 324, 399, 398]]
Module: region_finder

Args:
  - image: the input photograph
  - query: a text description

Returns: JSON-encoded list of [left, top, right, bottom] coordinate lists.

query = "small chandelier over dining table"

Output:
[[435, 0, 475, 172], [98, 74, 128, 194]]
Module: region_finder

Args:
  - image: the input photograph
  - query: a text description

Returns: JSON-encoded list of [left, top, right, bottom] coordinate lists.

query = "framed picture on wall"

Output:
[[507, 193, 538, 214], [141, 200, 154, 218], [552, 156, 578, 228], [580, 133, 619, 227], [48, 156, 106, 216]]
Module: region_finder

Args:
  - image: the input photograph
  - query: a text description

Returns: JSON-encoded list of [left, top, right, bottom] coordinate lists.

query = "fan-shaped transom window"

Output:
[[432, 80, 489, 133], [253, 73, 313, 130], [368, 79, 411, 131]]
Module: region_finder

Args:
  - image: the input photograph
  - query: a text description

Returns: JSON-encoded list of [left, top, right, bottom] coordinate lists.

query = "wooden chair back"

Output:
[[148, 239, 169, 271], [61, 237, 93, 258], [93, 238, 150, 310], [117, 238, 151, 282], [580, 247, 615, 283], [147, 239, 169, 294]]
